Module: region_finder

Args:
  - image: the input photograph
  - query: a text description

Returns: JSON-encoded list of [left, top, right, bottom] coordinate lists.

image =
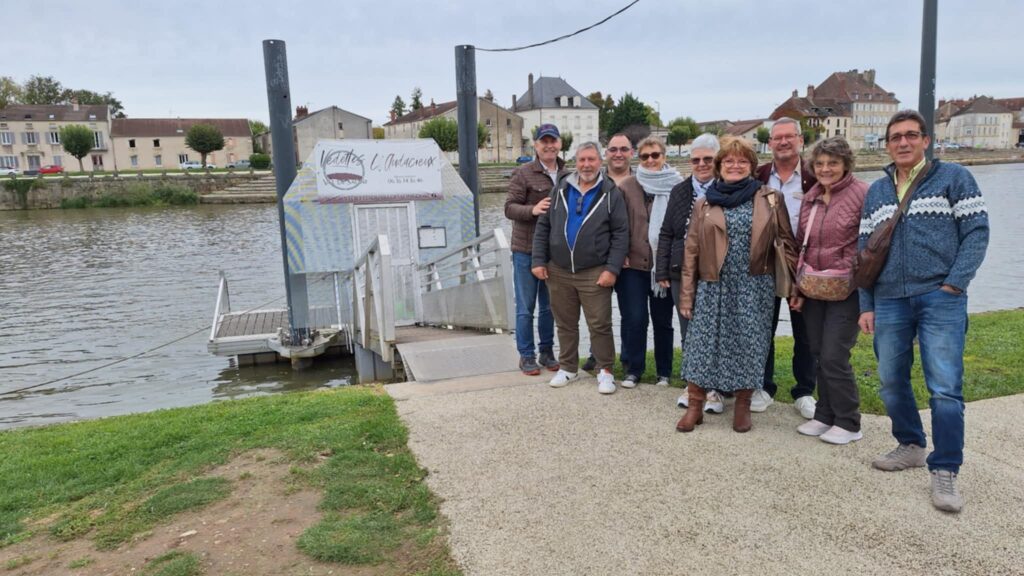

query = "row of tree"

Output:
[[1, 75, 126, 117]]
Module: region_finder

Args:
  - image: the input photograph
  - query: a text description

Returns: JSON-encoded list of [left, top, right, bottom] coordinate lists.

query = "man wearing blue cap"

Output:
[[505, 123, 568, 375]]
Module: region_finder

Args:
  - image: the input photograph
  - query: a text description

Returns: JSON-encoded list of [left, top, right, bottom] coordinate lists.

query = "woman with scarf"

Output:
[[615, 136, 682, 387], [676, 136, 800, 433]]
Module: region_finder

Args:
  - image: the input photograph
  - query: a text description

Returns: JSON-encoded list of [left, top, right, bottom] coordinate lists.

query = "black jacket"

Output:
[[656, 177, 697, 281], [532, 174, 629, 275]]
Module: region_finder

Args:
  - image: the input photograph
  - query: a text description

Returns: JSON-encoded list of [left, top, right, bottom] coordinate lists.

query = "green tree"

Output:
[[587, 91, 616, 139], [62, 88, 125, 117], [410, 87, 423, 110], [799, 118, 820, 144], [372, 127, 385, 139], [248, 119, 268, 153], [667, 125, 691, 154], [606, 93, 649, 142], [59, 124, 94, 172], [477, 122, 489, 149], [756, 126, 770, 148], [22, 75, 64, 105], [390, 95, 406, 118], [560, 131, 574, 157], [0, 76, 23, 108], [419, 117, 459, 151], [644, 105, 663, 128], [185, 123, 225, 169]]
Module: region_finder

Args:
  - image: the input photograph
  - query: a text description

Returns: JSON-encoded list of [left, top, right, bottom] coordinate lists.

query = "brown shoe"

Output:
[[733, 389, 753, 433], [676, 383, 706, 432]]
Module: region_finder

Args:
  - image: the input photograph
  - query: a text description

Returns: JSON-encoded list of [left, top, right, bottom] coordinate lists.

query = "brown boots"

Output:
[[676, 383, 706, 432], [733, 389, 753, 433]]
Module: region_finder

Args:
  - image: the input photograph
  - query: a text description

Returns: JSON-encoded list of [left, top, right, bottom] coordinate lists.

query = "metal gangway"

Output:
[[208, 229, 518, 382]]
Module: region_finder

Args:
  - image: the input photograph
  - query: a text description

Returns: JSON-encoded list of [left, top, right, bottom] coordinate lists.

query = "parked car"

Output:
[[39, 164, 65, 174], [1016, 142, 1024, 149], [1, 167, 19, 176], [943, 142, 961, 150], [180, 161, 216, 170], [515, 155, 533, 164], [226, 159, 250, 169]]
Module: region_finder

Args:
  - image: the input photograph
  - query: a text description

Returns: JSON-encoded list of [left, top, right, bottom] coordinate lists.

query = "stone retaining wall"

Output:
[[0, 172, 264, 210]]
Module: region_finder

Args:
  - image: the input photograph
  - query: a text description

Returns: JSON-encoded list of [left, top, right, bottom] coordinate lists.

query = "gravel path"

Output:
[[388, 373, 1024, 576]]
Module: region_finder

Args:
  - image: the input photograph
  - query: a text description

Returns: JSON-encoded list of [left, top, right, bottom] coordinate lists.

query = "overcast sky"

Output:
[[8, 0, 1023, 127]]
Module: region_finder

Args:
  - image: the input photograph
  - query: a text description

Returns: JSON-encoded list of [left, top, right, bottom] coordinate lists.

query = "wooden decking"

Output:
[[215, 310, 288, 338]]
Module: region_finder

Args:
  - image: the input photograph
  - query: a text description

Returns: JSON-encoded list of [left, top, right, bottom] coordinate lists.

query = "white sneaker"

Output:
[[597, 369, 616, 394], [704, 391, 724, 414], [797, 419, 832, 437], [621, 374, 639, 389], [549, 369, 579, 388], [656, 376, 670, 387], [794, 395, 816, 420], [677, 391, 689, 408], [750, 389, 774, 412], [819, 426, 863, 445]]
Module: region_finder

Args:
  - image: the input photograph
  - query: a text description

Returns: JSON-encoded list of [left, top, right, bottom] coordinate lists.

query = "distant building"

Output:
[[771, 69, 897, 150], [947, 96, 1014, 149], [292, 105, 373, 165], [724, 118, 771, 152], [111, 118, 252, 170], [0, 103, 113, 172], [993, 97, 1024, 147], [513, 74, 599, 156], [384, 97, 526, 163]]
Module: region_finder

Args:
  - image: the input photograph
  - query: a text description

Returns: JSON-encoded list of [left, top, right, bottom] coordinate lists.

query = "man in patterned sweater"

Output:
[[857, 110, 989, 513]]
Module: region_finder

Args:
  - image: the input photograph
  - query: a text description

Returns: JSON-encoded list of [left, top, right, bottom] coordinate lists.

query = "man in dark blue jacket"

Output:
[[532, 142, 629, 394]]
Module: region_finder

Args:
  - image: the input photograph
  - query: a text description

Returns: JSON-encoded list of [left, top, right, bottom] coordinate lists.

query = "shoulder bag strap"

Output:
[[892, 161, 930, 221], [802, 203, 819, 249]]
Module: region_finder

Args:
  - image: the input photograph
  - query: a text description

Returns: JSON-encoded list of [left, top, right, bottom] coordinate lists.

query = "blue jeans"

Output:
[[512, 252, 553, 358], [874, 288, 968, 473], [615, 269, 674, 378]]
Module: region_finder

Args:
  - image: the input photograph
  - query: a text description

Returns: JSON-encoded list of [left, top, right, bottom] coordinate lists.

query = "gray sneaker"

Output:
[[872, 443, 928, 471], [537, 349, 560, 372], [931, 470, 963, 513]]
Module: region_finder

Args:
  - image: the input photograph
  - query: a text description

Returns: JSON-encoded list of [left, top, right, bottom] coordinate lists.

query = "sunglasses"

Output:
[[639, 152, 662, 161], [691, 156, 714, 165], [607, 146, 632, 154], [576, 195, 585, 215]]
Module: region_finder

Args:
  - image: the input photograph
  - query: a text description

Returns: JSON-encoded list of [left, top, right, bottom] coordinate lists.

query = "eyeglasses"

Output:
[[639, 152, 662, 161], [576, 195, 584, 215], [607, 146, 632, 154], [886, 131, 924, 144], [771, 133, 800, 142], [691, 156, 714, 165]]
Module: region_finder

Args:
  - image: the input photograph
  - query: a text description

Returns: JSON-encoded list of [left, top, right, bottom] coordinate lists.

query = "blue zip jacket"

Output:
[[858, 160, 989, 312]]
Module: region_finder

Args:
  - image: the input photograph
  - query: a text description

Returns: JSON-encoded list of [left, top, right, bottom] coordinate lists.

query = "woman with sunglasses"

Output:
[[655, 133, 720, 409], [676, 136, 799, 433], [616, 136, 683, 388]]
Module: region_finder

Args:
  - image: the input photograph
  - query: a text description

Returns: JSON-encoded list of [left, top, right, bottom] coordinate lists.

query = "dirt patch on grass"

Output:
[[0, 449, 382, 576]]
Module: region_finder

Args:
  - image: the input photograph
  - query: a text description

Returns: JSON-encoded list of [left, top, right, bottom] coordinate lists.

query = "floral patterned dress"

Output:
[[681, 201, 775, 391]]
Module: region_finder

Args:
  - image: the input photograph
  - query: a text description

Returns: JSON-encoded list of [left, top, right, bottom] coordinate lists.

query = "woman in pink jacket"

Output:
[[792, 137, 869, 445]]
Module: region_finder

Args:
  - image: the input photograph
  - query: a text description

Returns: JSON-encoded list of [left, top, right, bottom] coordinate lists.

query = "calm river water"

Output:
[[1, 163, 1022, 429]]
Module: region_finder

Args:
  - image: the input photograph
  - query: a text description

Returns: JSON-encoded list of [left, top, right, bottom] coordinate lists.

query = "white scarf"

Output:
[[637, 164, 683, 297]]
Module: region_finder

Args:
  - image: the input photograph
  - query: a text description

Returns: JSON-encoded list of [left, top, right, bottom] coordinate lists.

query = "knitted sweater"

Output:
[[857, 161, 989, 312]]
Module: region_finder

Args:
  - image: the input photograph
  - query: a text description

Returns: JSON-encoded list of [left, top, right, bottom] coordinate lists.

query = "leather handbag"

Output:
[[796, 204, 854, 301], [854, 163, 929, 289], [766, 191, 793, 298]]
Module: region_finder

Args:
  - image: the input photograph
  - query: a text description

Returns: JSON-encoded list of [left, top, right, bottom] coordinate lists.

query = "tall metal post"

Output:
[[919, 0, 938, 161], [455, 45, 480, 236], [263, 39, 310, 347]]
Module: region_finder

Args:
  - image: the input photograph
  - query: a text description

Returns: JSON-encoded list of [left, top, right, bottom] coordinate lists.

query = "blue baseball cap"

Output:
[[535, 123, 560, 140]]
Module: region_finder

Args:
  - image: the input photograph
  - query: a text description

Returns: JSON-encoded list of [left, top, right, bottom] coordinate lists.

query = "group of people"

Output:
[[504, 110, 988, 513]]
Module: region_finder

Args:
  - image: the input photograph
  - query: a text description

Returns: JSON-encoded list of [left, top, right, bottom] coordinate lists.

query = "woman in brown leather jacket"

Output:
[[676, 137, 800, 433]]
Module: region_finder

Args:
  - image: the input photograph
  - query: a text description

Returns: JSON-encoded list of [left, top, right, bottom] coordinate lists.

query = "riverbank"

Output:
[[2, 309, 1021, 575]]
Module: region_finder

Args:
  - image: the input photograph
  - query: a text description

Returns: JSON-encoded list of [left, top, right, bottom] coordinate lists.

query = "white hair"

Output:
[[690, 133, 720, 153], [575, 141, 603, 160]]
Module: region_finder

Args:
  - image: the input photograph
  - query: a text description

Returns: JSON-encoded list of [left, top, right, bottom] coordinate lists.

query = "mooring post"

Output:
[[919, 0, 938, 161], [263, 39, 310, 352], [455, 45, 480, 237]]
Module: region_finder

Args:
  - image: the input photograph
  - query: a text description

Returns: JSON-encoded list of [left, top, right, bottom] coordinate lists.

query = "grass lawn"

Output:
[[610, 309, 1024, 415], [0, 387, 459, 575]]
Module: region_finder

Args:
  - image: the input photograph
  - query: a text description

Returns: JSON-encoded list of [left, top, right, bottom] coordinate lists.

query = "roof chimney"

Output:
[[528, 73, 534, 108], [862, 69, 876, 87], [430, 99, 436, 114], [389, 110, 397, 122], [512, 94, 517, 111], [71, 98, 80, 112], [806, 84, 814, 99], [295, 105, 308, 119], [792, 89, 798, 98]]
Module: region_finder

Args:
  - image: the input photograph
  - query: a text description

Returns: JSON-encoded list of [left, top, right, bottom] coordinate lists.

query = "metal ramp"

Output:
[[208, 229, 517, 382]]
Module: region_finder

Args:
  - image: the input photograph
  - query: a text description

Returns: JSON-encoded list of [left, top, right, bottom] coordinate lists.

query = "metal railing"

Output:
[[210, 271, 232, 341], [415, 228, 514, 331], [337, 235, 396, 361]]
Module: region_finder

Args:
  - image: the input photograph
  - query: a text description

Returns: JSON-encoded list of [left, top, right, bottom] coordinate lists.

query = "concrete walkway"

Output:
[[387, 373, 1024, 576]]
